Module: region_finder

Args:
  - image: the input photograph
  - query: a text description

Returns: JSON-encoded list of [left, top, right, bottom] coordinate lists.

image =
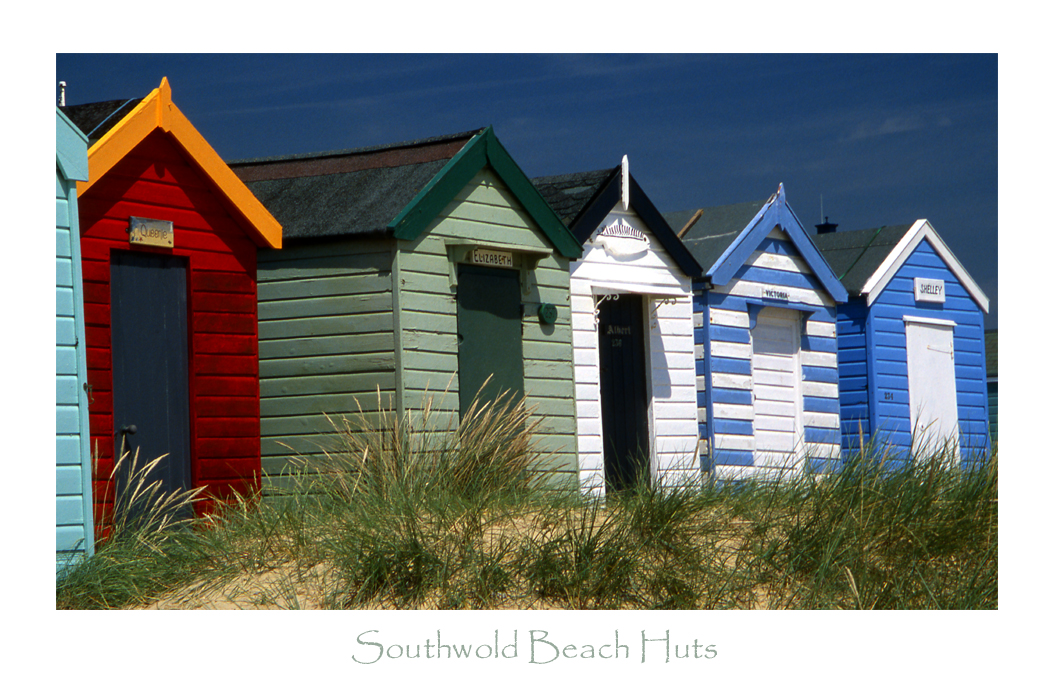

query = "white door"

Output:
[[751, 307, 804, 471], [905, 319, 959, 455]]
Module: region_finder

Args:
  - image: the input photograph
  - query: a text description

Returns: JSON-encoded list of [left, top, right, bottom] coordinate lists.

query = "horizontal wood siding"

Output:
[[700, 229, 840, 482], [78, 131, 262, 528], [988, 380, 997, 443], [867, 239, 990, 457], [56, 169, 94, 572], [257, 237, 395, 492], [836, 299, 870, 458], [570, 203, 699, 495], [398, 167, 577, 486]]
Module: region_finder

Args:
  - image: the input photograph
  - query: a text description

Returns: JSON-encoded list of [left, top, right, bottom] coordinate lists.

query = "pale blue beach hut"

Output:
[[56, 106, 95, 573]]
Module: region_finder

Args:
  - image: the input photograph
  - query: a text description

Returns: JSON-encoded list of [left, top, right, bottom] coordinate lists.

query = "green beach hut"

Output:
[[229, 127, 583, 490]]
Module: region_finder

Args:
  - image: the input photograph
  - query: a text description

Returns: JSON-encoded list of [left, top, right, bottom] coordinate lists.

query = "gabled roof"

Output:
[[60, 78, 282, 249], [670, 185, 848, 303], [231, 127, 582, 259], [531, 168, 617, 228], [56, 107, 89, 182], [665, 200, 766, 272], [811, 224, 910, 295], [813, 219, 990, 313], [532, 163, 703, 278]]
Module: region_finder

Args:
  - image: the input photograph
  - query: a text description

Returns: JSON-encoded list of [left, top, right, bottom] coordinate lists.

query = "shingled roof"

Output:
[[665, 200, 767, 270], [531, 168, 617, 228], [229, 130, 482, 241], [811, 225, 910, 295], [532, 165, 703, 277], [229, 127, 582, 258], [60, 98, 143, 145]]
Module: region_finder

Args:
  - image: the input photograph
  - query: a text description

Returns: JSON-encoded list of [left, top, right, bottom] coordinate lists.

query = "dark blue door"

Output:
[[110, 250, 192, 498], [599, 294, 649, 491]]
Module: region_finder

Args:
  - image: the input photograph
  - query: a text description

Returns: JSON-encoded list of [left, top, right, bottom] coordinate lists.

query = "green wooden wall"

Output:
[[257, 237, 396, 491], [256, 167, 578, 493], [394, 167, 578, 487]]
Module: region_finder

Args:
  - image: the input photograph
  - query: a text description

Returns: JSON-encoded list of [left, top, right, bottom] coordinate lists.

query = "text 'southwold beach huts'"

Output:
[[228, 127, 583, 490], [532, 158, 704, 494], [813, 220, 991, 459], [666, 185, 848, 483], [56, 106, 94, 572], [61, 78, 283, 527]]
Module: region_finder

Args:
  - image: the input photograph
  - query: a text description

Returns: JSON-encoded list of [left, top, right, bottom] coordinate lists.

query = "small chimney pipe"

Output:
[[815, 216, 838, 235]]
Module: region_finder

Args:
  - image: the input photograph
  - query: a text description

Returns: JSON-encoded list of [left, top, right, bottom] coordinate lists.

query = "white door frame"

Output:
[[904, 316, 960, 458], [751, 306, 804, 473]]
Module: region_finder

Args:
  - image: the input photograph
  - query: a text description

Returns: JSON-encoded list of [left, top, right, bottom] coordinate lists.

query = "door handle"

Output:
[[120, 424, 138, 435]]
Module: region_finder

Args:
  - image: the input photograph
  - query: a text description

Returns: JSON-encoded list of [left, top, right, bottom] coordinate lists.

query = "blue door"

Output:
[[110, 250, 192, 498]]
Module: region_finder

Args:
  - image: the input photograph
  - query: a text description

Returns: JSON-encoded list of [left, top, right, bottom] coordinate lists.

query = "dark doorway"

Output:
[[456, 264, 525, 417], [110, 250, 192, 499], [598, 294, 649, 491]]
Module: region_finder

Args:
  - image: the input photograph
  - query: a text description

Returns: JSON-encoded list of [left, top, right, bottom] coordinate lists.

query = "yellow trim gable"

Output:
[[76, 78, 282, 249]]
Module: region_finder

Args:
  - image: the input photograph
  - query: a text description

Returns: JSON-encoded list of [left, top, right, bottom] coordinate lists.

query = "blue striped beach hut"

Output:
[[666, 185, 848, 483]]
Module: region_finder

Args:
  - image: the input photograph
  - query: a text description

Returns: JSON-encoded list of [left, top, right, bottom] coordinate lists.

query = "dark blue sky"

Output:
[[55, 54, 998, 327]]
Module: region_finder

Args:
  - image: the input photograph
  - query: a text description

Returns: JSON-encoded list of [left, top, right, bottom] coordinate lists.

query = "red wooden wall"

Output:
[[78, 131, 262, 529]]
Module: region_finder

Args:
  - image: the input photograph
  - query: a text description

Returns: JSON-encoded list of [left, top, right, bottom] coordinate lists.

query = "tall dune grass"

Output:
[[57, 398, 997, 610]]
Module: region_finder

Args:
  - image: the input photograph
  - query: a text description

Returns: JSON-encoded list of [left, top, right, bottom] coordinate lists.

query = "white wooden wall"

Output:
[[570, 202, 700, 495]]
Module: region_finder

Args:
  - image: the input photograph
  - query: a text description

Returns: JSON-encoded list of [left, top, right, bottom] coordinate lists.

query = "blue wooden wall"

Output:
[[695, 229, 843, 480], [839, 237, 990, 460], [56, 108, 94, 574]]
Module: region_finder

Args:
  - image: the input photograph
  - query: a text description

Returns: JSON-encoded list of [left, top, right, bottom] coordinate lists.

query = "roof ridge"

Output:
[[837, 226, 885, 281], [228, 128, 483, 166], [531, 167, 617, 183]]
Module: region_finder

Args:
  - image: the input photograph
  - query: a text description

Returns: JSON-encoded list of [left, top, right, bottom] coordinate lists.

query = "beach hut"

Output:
[[665, 185, 848, 483], [56, 106, 94, 572], [985, 329, 997, 443], [228, 127, 583, 491], [61, 78, 282, 526], [531, 158, 703, 494], [813, 220, 991, 459]]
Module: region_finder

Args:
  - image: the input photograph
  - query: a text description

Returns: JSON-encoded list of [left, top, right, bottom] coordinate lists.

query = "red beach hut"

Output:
[[61, 78, 282, 528]]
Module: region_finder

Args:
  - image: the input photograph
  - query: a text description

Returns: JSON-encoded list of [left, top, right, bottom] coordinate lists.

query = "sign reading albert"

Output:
[[129, 216, 174, 248]]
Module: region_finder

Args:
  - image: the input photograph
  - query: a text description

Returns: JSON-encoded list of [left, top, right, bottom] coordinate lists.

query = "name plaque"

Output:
[[129, 217, 174, 248], [914, 278, 945, 303], [469, 248, 514, 269]]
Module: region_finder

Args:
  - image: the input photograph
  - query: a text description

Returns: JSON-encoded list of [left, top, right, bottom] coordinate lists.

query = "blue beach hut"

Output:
[[813, 219, 991, 460], [665, 185, 848, 483], [56, 106, 95, 573]]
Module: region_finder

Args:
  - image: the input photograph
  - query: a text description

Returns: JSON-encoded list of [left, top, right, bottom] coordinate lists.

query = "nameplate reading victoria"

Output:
[[129, 216, 174, 248], [470, 248, 514, 269]]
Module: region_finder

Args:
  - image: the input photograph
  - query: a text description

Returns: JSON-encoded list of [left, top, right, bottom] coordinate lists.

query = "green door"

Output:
[[456, 264, 525, 417]]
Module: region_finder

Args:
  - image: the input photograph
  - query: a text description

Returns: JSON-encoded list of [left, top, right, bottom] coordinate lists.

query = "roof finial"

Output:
[[621, 154, 629, 211], [58, 81, 66, 107]]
